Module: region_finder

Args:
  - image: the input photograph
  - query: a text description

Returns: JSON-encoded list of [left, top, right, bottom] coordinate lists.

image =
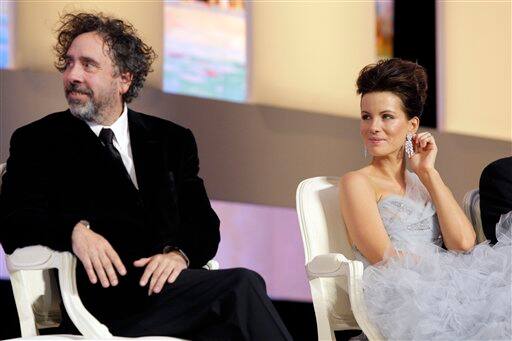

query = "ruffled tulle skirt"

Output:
[[362, 212, 512, 340]]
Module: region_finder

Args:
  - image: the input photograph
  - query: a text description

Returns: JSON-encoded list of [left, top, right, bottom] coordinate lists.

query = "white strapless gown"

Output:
[[353, 171, 511, 340]]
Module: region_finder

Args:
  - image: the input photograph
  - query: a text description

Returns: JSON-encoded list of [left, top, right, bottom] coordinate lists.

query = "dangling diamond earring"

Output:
[[405, 132, 414, 158], [363, 145, 368, 158]]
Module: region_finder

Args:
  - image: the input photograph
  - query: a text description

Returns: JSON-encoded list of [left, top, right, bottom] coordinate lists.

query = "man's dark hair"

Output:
[[54, 12, 156, 103], [356, 58, 428, 119]]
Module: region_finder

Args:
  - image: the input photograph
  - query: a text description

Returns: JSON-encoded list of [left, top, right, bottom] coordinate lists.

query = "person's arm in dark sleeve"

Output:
[[479, 157, 512, 245], [162, 129, 220, 268], [479, 163, 498, 244], [0, 127, 77, 254]]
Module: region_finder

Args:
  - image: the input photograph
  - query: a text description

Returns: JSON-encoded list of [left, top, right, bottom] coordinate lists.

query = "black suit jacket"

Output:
[[479, 156, 512, 244], [0, 109, 220, 321]]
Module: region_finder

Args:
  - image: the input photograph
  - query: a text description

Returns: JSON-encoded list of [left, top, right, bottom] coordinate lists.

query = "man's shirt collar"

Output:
[[87, 104, 128, 142]]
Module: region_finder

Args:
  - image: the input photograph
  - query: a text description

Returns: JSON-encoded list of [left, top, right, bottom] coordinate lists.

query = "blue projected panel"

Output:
[[0, 2, 12, 69], [163, 0, 246, 102]]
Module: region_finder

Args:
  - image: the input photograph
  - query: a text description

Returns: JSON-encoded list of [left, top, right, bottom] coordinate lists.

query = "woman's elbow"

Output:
[[460, 241, 475, 252], [452, 236, 476, 252]]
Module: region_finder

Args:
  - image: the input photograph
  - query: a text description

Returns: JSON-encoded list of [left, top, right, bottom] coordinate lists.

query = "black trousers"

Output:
[[62, 267, 292, 341]]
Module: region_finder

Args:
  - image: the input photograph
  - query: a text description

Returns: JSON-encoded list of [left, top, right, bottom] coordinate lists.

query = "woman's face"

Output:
[[360, 91, 418, 157]]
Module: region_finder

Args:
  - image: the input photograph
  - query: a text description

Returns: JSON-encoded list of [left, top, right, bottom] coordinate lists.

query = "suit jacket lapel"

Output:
[[61, 110, 113, 173], [62, 110, 103, 150], [63, 110, 138, 195]]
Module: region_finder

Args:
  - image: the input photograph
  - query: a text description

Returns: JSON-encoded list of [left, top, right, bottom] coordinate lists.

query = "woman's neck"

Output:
[[369, 154, 407, 184]]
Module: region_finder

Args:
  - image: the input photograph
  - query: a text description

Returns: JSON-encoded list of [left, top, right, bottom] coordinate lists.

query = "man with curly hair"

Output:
[[0, 12, 291, 340]]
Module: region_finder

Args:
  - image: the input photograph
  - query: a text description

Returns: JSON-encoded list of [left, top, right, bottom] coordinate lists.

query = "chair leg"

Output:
[[310, 278, 336, 341], [57, 252, 112, 338], [9, 270, 38, 337]]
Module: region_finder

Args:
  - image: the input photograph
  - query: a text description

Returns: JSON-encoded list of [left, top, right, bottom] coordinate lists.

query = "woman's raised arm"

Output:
[[409, 132, 476, 251]]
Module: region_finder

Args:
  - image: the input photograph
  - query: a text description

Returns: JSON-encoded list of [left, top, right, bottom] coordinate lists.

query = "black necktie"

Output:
[[99, 128, 124, 164], [99, 128, 133, 184]]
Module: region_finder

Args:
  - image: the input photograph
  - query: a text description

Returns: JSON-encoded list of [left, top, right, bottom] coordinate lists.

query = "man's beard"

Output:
[[65, 83, 116, 123]]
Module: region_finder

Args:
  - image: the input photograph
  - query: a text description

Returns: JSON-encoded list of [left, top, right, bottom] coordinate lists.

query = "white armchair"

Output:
[[462, 188, 487, 243], [0, 162, 218, 339], [296, 176, 384, 341]]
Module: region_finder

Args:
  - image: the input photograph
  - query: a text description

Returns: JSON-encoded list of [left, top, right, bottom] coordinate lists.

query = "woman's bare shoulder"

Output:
[[340, 167, 372, 185], [339, 167, 374, 194]]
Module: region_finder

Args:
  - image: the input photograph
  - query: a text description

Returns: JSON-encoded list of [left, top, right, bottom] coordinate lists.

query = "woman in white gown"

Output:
[[339, 58, 511, 340]]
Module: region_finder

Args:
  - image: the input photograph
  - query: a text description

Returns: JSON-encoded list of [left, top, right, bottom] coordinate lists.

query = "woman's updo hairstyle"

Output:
[[356, 58, 428, 119]]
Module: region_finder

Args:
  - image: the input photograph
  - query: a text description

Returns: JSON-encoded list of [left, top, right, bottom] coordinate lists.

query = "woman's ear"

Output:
[[409, 116, 420, 133]]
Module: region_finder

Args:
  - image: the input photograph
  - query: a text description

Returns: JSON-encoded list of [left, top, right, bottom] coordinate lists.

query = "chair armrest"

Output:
[[306, 253, 384, 341], [306, 253, 356, 279], [6, 245, 60, 271]]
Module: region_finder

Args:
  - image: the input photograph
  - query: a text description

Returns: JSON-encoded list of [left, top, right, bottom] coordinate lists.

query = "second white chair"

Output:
[[296, 176, 384, 341], [462, 188, 487, 243]]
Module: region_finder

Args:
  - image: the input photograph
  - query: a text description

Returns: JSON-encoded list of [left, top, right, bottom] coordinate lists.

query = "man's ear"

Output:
[[409, 116, 420, 133], [119, 72, 133, 95]]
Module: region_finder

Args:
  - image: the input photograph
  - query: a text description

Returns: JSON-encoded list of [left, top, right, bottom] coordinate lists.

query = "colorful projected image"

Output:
[[0, 2, 12, 69], [376, 0, 394, 59], [164, 0, 246, 102]]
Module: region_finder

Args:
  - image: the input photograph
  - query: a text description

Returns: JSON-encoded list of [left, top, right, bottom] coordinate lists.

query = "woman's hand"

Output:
[[408, 132, 438, 175], [406, 132, 476, 251]]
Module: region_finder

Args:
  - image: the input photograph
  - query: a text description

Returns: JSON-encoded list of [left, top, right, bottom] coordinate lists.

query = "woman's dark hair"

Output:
[[356, 58, 428, 119], [54, 12, 156, 103]]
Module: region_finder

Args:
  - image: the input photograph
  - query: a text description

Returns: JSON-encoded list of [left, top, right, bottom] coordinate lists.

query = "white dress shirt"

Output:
[[87, 104, 139, 189]]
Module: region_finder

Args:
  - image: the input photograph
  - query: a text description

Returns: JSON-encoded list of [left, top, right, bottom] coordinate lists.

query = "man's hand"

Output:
[[71, 221, 127, 287], [133, 252, 187, 295]]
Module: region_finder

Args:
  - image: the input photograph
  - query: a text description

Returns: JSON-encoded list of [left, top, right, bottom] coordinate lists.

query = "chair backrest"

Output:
[[297, 176, 355, 262], [0, 162, 63, 335], [296, 176, 359, 331], [463, 189, 487, 243], [0, 163, 6, 190]]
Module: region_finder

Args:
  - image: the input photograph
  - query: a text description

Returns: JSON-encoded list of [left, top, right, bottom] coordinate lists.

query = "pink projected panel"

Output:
[[0, 201, 312, 302], [0, 244, 7, 279], [212, 200, 311, 302]]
